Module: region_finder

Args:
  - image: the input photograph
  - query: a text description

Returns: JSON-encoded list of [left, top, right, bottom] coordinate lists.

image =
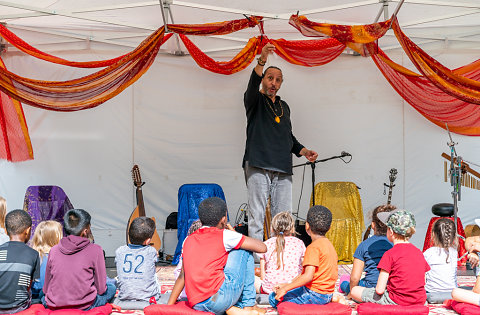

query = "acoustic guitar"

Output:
[[363, 168, 397, 240], [126, 165, 162, 251]]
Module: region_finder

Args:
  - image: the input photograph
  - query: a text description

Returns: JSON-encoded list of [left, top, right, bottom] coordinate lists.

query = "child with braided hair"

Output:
[[423, 218, 458, 303], [255, 212, 305, 294]]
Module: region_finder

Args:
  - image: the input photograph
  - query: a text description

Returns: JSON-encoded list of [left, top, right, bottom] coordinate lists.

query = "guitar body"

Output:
[[127, 165, 162, 251]]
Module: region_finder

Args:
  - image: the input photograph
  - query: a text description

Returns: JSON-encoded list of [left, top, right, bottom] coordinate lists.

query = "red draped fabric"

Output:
[[371, 49, 480, 136], [181, 35, 347, 74], [270, 38, 345, 67], [391, 18, 480, 105], [0, 17, 261, 68], [168, 16, 262, 35], [0, 24, 126, 68], [0, 58, 33, 161], [0, 30, 171, 112], [180, 35, 261, 75], [289, 15, 391, 56]]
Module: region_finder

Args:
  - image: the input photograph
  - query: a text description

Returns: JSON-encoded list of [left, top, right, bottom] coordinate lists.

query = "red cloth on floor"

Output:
[[356, 303, 428, 315], [423, 217, 467, 265], [143, 301, 214, 315], [3, 304, 112, 315], [277, 302, 352, 315], [451, 301, 480, 315]]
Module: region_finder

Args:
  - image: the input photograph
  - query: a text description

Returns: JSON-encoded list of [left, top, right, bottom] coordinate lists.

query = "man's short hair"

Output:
[[64, 209, 91, 236], [262, 66, 282, 78], [306, 205, 332, 236], [198, 197, 227, 227], [129, 217, 156, 245], [5, 210, 32, 236]]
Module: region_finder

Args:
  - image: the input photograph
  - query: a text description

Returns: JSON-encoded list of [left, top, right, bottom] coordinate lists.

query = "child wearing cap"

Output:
[[351, 209, 430, 306], [451, 219, 480, 306]]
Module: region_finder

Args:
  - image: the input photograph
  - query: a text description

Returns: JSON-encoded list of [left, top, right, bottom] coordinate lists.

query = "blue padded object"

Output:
[[172, 183, 226, 265]]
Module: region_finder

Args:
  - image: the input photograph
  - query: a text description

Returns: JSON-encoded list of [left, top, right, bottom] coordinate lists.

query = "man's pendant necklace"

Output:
[[264, 94, 283, 123]]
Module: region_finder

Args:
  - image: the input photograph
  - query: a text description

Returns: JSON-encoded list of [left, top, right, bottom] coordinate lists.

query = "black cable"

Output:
[[294, 164, 307, 222], [234, 203, 249, 226]]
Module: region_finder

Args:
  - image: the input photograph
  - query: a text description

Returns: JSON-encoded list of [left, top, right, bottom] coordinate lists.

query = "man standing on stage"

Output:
[[243, 43, 318, 241]]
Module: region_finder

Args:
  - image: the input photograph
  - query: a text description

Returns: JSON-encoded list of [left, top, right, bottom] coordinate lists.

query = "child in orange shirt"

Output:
[[269, 205, 338, 307]]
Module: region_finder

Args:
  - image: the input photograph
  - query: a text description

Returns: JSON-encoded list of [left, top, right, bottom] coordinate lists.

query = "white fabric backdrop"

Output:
[[1, 49, 479, 255]]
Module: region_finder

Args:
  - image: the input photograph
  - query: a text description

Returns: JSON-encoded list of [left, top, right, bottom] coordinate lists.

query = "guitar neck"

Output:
[[136, 187, 146, 217], [387, 189, 393, 205]]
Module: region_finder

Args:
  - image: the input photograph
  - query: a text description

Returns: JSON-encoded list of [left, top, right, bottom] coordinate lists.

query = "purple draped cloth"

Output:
[[23, 186, 74, 239]]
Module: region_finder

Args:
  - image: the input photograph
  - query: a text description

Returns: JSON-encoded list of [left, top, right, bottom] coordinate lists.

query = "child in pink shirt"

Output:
[[256, 212, 305, 294]]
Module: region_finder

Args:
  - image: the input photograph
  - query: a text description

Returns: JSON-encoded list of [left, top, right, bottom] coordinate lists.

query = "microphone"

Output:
[[341, 151, 351, 157]]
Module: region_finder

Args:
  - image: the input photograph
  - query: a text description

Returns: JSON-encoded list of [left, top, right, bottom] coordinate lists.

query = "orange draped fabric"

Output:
[[181, 35, 347, 74], [168, 16, 262, 35], [0, 29, 171, 111], [289, 14, 391, 56], [391, 18, 480, 105], [0, 24, 126, 68], [371, 49, 480, 136], [179, 35, 261, 75], [270, 38, 345, 67], [0, 17, 262, 160], [0, 17, 261, 68]]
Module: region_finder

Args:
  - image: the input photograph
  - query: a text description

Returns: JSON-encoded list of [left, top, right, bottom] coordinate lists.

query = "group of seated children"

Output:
[[0, 208, 116, 314], [2, 195, 480, 314]]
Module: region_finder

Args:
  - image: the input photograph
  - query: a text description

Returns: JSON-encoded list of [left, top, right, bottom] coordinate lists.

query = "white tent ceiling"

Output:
[[1, 0, 480, 55], [1, 1, 479, 255]]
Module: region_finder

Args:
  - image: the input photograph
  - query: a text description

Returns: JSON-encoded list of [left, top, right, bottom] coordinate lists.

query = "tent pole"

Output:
[[374, 2, 386, 22], [392, 0, 406, 19]]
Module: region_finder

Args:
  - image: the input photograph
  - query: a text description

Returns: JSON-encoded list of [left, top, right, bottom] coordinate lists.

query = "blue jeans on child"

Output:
[[340, 278, 367, 295], [269, 286, 333, 308], [85, 283, 117, 310], [193, 249, 256, 315], [42, 283, 116, 310]]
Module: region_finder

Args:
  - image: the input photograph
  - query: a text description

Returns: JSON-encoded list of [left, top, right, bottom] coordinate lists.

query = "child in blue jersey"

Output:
[[339, 205, 394, 296], [114, 217, 161, 308]]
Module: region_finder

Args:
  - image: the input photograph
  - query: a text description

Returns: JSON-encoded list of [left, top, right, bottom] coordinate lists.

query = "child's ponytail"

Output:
[[271, 212, 295, 270], [432, 218, 458, 263]]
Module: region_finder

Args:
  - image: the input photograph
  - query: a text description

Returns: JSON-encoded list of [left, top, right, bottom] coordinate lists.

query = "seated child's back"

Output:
[[0, 210, 40, 313], [259, 212, 305, 294], [44, 209, 109, 310], [115, 217, 160, 301]]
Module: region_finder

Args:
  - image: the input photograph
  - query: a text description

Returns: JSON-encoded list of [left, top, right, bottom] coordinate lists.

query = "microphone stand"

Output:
[[446, 124, 461, 233], [293, 153, 349, 206]]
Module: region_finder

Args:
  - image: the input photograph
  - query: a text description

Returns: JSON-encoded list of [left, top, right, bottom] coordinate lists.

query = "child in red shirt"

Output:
[[168, 197, 267, 315], [351, 209, 430, 305]]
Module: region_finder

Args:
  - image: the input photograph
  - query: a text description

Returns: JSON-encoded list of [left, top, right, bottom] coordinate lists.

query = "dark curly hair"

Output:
[[129, 217, 156, 245], [306, 205, 332, 236], [64, 209, 91, 236], [5, 209, 32, 236], [198, 197, 227, 227]]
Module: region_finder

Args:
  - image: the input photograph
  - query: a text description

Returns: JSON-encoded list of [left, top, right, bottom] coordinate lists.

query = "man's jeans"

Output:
[[193, 249, 256, 315], [244, 164, 292, 241]]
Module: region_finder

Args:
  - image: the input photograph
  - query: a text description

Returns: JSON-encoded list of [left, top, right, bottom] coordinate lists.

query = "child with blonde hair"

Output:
[[0, 197, 9, 245], [423, 218, 458, 303], [31, 221, 63, 301], [256, 212, 305, 294]]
